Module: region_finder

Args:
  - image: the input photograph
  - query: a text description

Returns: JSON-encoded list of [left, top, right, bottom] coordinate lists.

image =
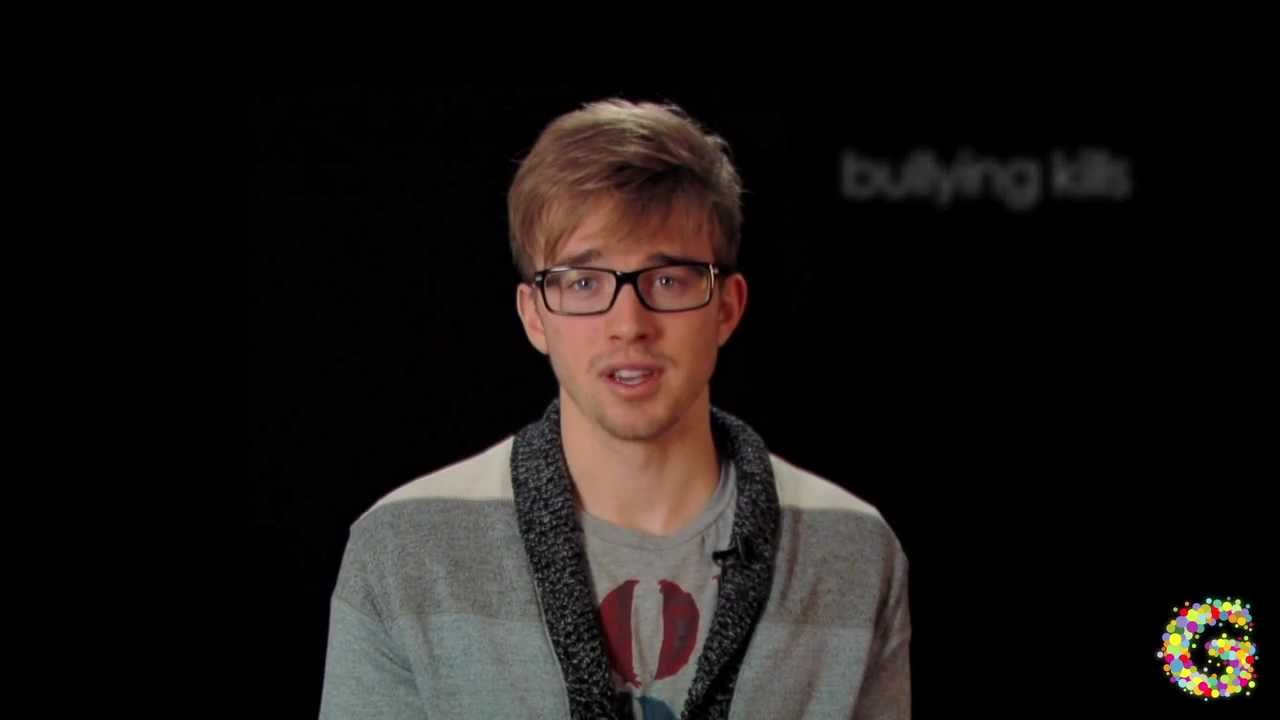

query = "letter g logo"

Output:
[[1158, 597, 1257, 700]]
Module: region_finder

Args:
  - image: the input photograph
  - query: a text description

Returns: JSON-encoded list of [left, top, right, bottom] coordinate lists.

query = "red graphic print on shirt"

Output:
[[599, 579, 701, 687]]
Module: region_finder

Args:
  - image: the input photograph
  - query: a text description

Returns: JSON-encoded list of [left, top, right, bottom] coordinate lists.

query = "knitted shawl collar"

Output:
[[509, 398, 780, 719]]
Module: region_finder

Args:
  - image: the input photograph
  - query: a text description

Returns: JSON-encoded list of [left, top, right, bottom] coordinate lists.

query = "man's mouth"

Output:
[[608, 368, 658, 386]]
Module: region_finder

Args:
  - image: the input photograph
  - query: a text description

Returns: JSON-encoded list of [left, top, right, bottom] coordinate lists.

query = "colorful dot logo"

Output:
[[1157, 597, 1258, 700]]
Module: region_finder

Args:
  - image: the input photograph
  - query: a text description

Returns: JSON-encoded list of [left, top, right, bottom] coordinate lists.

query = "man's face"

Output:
[[516, 203, 747, 445]]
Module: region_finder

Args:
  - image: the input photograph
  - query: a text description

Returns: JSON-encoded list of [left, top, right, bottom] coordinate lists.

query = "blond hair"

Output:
[[508, 99, 743, 280]]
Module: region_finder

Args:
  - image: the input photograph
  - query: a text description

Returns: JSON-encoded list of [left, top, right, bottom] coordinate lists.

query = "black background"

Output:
[[249, 85, 1271, 718]]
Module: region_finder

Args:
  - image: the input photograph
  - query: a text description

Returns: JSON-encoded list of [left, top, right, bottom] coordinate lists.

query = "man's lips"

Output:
[[599, 361, 664, 378]]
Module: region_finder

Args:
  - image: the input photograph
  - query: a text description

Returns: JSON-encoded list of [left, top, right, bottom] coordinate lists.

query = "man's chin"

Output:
[[598, 408, 680, 444]]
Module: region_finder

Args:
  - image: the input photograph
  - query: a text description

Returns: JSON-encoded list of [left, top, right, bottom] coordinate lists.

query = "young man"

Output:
[[320, 99, 911, 719]]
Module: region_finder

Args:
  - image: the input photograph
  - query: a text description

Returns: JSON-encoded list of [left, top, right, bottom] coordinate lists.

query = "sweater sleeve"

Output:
[[319, 596, 424, 719], [319, 520, 426, 720], [852, 536, 912, 720]]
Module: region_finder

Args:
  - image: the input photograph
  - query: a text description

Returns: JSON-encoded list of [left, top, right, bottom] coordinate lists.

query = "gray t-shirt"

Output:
[[578, 459, 738, 719]]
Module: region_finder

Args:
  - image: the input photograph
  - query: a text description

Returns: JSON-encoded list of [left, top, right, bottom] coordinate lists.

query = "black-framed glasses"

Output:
[[531, 261, 731, 316]]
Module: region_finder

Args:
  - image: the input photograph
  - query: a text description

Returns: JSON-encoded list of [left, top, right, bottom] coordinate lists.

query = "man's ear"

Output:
[[516, 283, 549, 355], [716, 273, 748, 348]]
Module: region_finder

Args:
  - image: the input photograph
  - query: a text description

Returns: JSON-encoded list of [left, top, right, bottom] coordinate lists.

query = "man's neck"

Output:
[[560, 398, 722, 537]]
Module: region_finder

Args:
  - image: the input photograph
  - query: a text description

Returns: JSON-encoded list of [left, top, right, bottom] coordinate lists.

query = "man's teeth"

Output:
[[613, 369, 655, 382]]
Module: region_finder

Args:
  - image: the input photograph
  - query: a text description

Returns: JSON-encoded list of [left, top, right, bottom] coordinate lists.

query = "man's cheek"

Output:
[[544, 351, 568, 386]]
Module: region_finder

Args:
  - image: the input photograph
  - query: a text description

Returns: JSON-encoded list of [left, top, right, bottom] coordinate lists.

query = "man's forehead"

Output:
[[552, 245, 710, 268], [550, 203, 716, 268]]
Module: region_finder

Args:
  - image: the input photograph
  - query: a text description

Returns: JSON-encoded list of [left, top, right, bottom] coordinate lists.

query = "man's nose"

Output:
[[606, 282, 657, 341]]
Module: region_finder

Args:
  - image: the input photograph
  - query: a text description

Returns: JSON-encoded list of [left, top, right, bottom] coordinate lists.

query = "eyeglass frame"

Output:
[[529, 261, 734, 316]]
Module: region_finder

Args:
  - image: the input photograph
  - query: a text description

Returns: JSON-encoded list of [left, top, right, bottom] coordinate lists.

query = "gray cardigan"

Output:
[[321, 400, 911, 718]]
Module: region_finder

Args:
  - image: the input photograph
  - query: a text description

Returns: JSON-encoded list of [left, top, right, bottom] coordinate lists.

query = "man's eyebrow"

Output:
[[555, 248, 603, 266], [645, 252, 704, 265], [553, 248, 706, 267]]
